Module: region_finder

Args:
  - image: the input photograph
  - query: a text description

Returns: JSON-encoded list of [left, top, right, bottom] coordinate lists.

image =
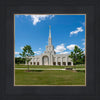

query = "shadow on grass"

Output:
[[32, 70, 44, 72], [25, 70, 44, 72], [77, 70, 85, 72]]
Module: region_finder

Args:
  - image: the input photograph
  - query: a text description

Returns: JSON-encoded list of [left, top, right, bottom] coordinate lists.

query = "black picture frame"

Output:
[[0, 0, 100, 100]]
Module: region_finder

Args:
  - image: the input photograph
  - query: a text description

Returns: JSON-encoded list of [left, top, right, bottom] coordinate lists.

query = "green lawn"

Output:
[[15, 66, 85, 85], [15, 64, 85, 69]]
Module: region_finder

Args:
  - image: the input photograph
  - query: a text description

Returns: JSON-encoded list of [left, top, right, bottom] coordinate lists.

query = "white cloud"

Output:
[[83, 42, 85, 45], [70, 27, 83, 36], [82, 48, 85, 50], [25, 15, 55, 25], [60, 51, 69, 54], [81, 39, 85, 41], [82, 22, 85, 26], [67, 44, 80, 50], [15, 52, 20, 55], [20, 47, 24, 50], [39, 48, 41, 50], [81, 39, 85, 45], [34, 51, 41, 55], [54, 44, 66, 53], [50, 15, 55, 19], [24, 15, 28, 17], [16, 55, 20, 58]]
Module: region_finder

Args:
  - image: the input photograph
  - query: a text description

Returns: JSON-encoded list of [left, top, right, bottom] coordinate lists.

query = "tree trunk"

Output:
[[28, 64, 29, 71], [27, 60, 29, 71]]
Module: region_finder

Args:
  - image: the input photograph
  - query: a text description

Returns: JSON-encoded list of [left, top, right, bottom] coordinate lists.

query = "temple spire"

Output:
[[48, 25, 52, 45], [49, 25, 51, 38]]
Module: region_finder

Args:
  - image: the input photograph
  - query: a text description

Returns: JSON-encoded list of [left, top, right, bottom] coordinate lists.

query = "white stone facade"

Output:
[[27, 26, 73, 66]]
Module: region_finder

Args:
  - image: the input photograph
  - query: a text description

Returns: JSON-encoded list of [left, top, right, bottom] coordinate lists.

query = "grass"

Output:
[[15, 64, 85, 85], [15, 64, 85, 69]]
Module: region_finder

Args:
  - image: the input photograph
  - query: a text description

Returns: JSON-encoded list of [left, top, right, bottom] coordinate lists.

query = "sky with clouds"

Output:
[[15, 14, 85, 57]]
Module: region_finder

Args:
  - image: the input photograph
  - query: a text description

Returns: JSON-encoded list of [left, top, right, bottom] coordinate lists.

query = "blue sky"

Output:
[[15, 14, 85, 57]]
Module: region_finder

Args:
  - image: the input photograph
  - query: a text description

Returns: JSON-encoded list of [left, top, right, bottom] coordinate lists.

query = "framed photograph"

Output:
[[14, 14, 86, 86], [1, 0, 99, 100]]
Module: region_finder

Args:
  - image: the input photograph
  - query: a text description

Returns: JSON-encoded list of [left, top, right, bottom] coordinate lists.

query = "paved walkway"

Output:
[[15, 68, 66, 70], [15, 68, 85, 70], [73, 68, 85, 70]]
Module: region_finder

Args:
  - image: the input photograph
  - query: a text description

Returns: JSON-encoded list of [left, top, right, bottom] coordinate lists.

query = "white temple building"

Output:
[[27, 26, 73, 66]]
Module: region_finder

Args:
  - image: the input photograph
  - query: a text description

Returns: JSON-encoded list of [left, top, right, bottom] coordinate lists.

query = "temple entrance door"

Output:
[[42, 56, 49, 65]]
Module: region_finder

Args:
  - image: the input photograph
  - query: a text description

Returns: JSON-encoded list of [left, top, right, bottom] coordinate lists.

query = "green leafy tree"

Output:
[[15, 57, 26, 64], [19, 45, 34, 71], [69, 46, 85, 65]]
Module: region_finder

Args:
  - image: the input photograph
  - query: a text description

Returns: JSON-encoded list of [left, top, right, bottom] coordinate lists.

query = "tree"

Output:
[[15, 57, 26, 64], [19, 45, 34, 71], [69, 46, 85, 65]]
